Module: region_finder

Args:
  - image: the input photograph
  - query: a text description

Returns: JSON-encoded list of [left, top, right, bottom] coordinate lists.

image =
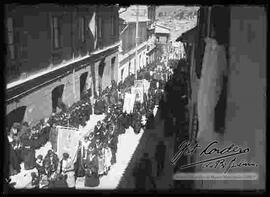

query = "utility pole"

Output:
[[135, 5, 139, 79]]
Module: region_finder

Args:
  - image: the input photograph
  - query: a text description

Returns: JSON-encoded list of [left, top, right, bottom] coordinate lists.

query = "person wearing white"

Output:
[[197, 37, 227, 142], [81, 137, 90, 161], [104, 146, 112, 174], [60, 153, 75, 188]]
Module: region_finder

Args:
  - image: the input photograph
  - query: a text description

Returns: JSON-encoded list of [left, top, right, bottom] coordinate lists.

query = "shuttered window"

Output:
[[7, 17, 15, 60], [111, 16, 115, 35], [98, 17, 102, 38], [79, 16, 86, 42], [52, 16, 60, 49]]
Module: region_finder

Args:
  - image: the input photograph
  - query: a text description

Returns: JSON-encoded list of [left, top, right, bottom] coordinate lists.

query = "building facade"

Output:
[[154, 23, 170, 45], [5, 4, 120, 128], [177, 6, 266, 190], [118, 6, 155, 82]]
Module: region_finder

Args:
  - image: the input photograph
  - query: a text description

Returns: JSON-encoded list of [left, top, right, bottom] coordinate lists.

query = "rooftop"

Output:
[[119, 5, 150, 23], [155, 25, 171, 34], [176, 26, 197, 43]]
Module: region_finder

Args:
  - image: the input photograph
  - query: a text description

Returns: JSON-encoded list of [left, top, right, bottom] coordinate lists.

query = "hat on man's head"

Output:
[[37, 155, 43, 160], [31, 172, 37, 178], [63, 153, 69, 159], [143, 153, 149, 157], [89, 132, 94, 139], [47, 149, 53, 155], [12, 122, 21, 129]]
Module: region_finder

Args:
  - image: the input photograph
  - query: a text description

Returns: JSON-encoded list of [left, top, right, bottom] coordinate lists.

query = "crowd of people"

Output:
[[7, 59, 173, 189], [131, 59, 190, 190], [161, 59, 190, 173], [7, 120, 51, 177]]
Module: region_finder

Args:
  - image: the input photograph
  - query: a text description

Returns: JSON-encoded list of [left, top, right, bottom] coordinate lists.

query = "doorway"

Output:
[[80, 72, 88, 100], [98, 58, 106, 92], [51, 84, 64, 113], [111, 57, 116, 83], [6, 106, 27, 131]]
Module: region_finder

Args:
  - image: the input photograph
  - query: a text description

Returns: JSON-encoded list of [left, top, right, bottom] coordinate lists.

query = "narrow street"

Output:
[[73, 106, 176, 190], [117, 107, 175, 190], [5, 4, 266, 194]]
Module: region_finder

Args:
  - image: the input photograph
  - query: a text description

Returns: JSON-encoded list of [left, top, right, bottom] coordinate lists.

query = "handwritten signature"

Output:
[[171, 140, 258, 173]]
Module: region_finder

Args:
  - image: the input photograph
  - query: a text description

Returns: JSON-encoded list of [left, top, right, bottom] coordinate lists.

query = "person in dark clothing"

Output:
[[20, 130, 36, 170], [155, 141, 167, 176], [164, 111, 174, 137], [43, 150, 59, 176], [159, 95, 165, 120], [146, 111, 155, 129], [31, 172, 40, 189], [35, 155, 45, 177], [140, 153, 156, 189], [57, 98, 67, 113], [53, 174, 68, 189], [7, 129, 21, 176], [133, 160, 147, 190], [94, 121, 105, 139]]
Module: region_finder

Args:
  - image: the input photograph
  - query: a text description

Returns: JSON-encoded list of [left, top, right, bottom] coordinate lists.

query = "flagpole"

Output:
[[135, 5, 139, 80]]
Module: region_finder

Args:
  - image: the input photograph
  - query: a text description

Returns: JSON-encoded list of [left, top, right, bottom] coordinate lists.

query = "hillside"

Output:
[[156, 5, 199, 19], [156, 6, 199, 41]]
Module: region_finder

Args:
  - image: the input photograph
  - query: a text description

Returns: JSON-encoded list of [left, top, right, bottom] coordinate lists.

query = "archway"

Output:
[[98, 58, 106, 92], [6, 106, 27, 131]]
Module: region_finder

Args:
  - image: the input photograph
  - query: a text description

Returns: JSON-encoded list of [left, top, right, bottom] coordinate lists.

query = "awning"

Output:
[[146, 45, 156, 55], [176, 26, 197, 43]]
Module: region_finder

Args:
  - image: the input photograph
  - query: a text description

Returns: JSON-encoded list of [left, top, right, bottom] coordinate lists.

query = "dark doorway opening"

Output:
[[128, 62, 131, 76], [51, 84, 64, 113], [98, 58, 106, 93], [111, 57, 116, 83], [121, 69, 124, 81], [80, 72, 88, 100], [6, 106, 27, 131]]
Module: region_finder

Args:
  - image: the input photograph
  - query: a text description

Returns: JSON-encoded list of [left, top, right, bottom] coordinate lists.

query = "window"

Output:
[[134, 59, 136, 73], [111, 16, 115, 36], [79, 17, 86, 42], [121, 68, 124, 81], [98, 60, 105, 93], [52, 85, 64, 113], [7, 17, 15, 60], [52, 16, 60, 49], [128, 63, 131, 76], [98, 17, 102, 38], [80, 72, 88, 99]]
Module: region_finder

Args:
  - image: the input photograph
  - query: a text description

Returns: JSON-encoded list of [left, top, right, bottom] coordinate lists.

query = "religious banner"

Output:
[[143, 79, 150, 94], [56, 126, 80, 162], [134, 79, 150, 94], [123, 93, 136, 113], [134, 80, 144, 88], [131, 87, 144, 103]]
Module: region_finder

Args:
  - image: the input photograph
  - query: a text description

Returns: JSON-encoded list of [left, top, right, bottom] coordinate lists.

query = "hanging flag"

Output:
[[89, 11, 97, 50]]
